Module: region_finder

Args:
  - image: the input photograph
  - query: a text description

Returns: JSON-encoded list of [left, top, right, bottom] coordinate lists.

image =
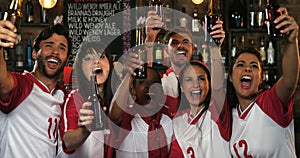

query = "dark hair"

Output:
[[33, 24, 72, 57], [132, 67, 162, 88], [178, 61, 212, 111], [162, 26, 193, 44], [73, 41, 114, 110], [226, 46, 263, 109]]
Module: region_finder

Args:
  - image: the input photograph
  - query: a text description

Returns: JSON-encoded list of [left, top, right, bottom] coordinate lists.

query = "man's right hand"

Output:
[[145, 10, 164, 44], [0, 20, 18, 48], [123, 51, 142, 76]]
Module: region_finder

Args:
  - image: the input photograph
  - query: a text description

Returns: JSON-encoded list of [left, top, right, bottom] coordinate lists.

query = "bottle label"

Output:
[[155, 49, 162, 60], [192, 19, 200, 32]]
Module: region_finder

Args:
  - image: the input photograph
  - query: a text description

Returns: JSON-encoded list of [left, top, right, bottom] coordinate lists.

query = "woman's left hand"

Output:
[[275, 7, 299, 43]]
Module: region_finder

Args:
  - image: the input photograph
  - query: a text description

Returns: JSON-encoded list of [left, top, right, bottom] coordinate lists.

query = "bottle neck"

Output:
[[136, 27, 144, 45], [9, 0, 16, 10], [207, 0, 215, 15]]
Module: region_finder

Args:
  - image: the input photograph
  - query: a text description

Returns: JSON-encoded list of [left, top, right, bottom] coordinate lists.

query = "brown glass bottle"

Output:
[[2, 0, 23, 33], [204, 0, 220, 45], [87, 74, 104, 131], [265, 0, 285, 41], [134, 26, 147, 79]]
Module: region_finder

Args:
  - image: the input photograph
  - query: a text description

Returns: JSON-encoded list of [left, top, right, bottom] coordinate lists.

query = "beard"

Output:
[[36, 55, 66, 79]]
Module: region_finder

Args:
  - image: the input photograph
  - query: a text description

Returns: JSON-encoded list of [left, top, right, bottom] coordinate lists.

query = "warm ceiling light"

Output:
[[192, 0, 204, 5], [39, 0, 57, 9]]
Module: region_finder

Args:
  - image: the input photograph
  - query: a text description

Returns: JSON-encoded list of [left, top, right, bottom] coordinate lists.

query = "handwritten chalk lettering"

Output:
[[73, 41, 81, 50], [83, 3, 98, 10], [88, 29, 103, 36], [68, 3, 82, 10], [83, 36, 101, 42], [69, 29, 83, 36], [98, 3, 122, 10], [87, 16, 105, 23], [68, 23, 83, 29], [68, 10, 91, 16], [104, 28, 121, 36], [68, 16, 81, 23]]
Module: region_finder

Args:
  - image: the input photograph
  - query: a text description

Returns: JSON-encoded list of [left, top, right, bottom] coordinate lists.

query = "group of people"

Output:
[[0, 5, 299, 158]]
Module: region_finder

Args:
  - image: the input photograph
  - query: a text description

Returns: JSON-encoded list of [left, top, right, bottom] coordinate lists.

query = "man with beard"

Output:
[[126, 10, 225, 118], [0, 20, 72, 157]]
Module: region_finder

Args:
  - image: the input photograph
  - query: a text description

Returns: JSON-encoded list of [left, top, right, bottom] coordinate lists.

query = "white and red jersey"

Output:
[[161, 68, 180, 118], [169, 103, 231, 158], [57, 89, 108, 158], [115, 107, 173, 158], [230, 85, 296, 158], [0, 72, 65, 157]]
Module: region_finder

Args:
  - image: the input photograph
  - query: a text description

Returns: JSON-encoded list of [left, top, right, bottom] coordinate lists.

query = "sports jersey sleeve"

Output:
[[59, 90, 84, 154], [256, 85, 294, 127], [0, 72, 33, 113], [168, 136, 184, 158], [209, 98, 231, 141]]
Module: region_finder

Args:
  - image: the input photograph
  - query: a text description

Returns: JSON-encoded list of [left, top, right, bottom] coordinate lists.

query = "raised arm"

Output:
[[275, 7, 299, 104], [109, 74, 133, 124], [209, 19, 226, 112], [0, 20, 18, 101]]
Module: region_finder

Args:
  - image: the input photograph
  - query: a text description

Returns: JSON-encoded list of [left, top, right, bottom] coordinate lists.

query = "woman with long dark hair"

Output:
[[227, 7, 299, 157], [58, 41, 115, 158]]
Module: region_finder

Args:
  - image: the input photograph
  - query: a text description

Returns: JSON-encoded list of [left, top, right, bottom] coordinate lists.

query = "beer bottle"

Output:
[[3, 0, 23, 33], [265, 0, 285, 41], [204, 0, 220, 45], [87, 74, 104, 131]]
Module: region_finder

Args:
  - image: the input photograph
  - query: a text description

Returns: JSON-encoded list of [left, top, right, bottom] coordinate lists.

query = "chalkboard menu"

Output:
[[64, 0, 130, 65]]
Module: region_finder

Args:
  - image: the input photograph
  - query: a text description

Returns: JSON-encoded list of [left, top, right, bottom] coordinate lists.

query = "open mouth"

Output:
[[176, 50, 186, 56], [190, 89, 202, 99], [240, 76, 252, 88], [47, 58, 60, 69], [93, 67, 103, 74], [48, 58, 58, 64]]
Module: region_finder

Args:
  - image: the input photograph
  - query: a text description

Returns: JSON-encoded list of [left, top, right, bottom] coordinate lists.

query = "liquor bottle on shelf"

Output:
[[134, 25, 147, 79], [14, 35, 24, 72], [25, 38, 34, 71], [153, 37, 163, 65], [267, 41, 275, 65], [263, 70, 271, 89], [192, 7, 200, 32], [202, 44, 209, 64], [3, 47, 11, 65], [230, 0, 243, 28], [249, 0, 255, 28], [241, 35, 245, 47], [179, 8, 187, 28], [164, 3, 172, 29], [40, 6, 48, 23], [192, 43, 202, 61], [87, 74, 104, 131], [2, 0, 23, 34], [265, 0, 285, 41], [231, 37, 237, 58], [25, 0, 33, 23], [204, 0, 221, 45], [259, 37, 267, 65], [256, 0, 264, 28]]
